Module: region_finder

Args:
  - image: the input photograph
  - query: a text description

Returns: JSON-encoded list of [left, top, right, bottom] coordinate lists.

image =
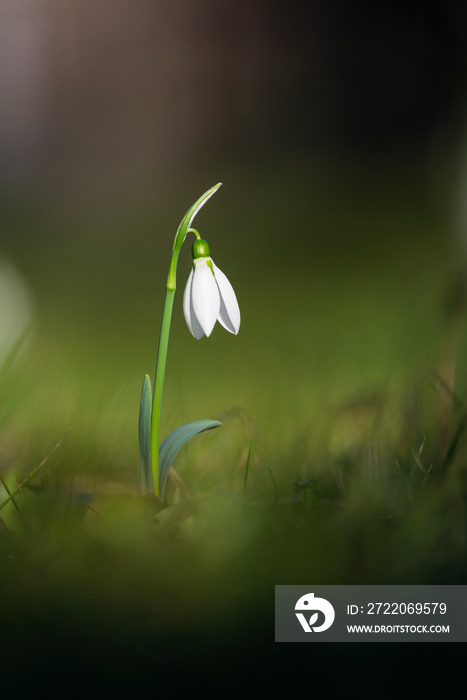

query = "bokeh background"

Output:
[[2, 0, 467, 476], [1, 0, 467, 690]]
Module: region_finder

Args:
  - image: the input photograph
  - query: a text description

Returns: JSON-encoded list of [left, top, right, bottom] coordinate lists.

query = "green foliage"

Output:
[[138, 374, 153, 495], [158, 419, 221, 501]]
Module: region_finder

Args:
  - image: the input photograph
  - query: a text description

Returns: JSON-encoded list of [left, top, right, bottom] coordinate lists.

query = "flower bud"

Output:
[[192, 239, 211, 259]]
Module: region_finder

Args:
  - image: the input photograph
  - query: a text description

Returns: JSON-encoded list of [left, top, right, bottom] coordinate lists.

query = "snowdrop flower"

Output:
[[183, 239, 240, 339]]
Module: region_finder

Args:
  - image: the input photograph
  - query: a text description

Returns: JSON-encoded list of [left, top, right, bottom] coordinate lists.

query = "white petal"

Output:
[[192, 258, 220, 337], [212, 261, 240, 334], [183, 268, 205, 339]]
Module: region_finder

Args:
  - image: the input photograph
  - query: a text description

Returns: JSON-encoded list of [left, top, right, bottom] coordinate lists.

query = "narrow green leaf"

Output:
[[159, 419, 221, 502], [242, 438, 252, 502], [139, 374, 154, 495], [0, 428, 70, 512]]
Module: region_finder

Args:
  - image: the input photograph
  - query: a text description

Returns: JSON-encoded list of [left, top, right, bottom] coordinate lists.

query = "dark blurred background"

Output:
[[1, 0, 466, 196]]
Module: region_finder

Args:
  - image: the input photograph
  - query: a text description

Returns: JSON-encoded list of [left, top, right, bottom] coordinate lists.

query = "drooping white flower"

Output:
[[183, 240, 240, 339]]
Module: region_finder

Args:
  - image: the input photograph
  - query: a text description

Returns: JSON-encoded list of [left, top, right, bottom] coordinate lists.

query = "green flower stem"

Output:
[[150, 285, 174, 497], [149, 183, 222, 496]]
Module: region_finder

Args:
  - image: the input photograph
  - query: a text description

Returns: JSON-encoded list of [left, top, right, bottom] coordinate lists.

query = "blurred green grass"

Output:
[[1, 159, 458, 474], [1, 159, 466, 682]]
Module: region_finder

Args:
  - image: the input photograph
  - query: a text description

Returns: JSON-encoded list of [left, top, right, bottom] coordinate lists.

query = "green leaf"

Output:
[[154, 500, 198, 529], [159, 420, 222, 502], [139, 374, 153, 495]]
